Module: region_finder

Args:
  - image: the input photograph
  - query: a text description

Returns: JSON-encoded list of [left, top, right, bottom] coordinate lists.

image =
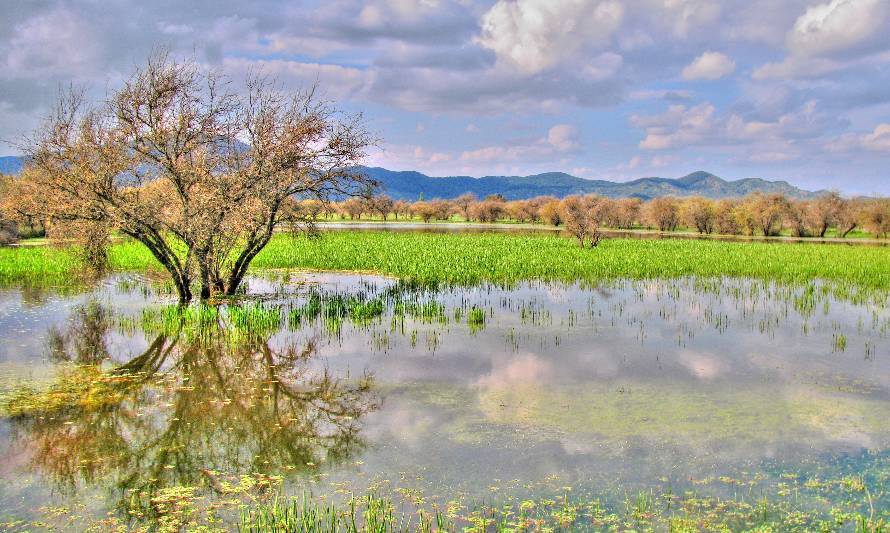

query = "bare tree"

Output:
[[785, 200, 810, 238], [469, 198, 505, 222], [713, 199, 740, 235], [22, 53, 374, 302], [429, 199, 453, 220], [614, 198, 642, 229], [1, 169, 47, 239], [392, 199, 410, 220], [680, 197, 716, 234], [590, 197, 619, 228], [643, 196, 680, 231], [506, 200, 537, 222], [836, 198, 863, 238], [411, 200, 436, 222], [0, 173, 20, 244], [300, 199, 326, 220], [454, 193, 477, 221], [862, 198, 890, 238], [538, 198, 562, 226], [368, 194, 394, 220], [805, 192, 843, 237], [735, 193, 790, 236], [340, 198, 365, 220], [560, 195, 600, 247]]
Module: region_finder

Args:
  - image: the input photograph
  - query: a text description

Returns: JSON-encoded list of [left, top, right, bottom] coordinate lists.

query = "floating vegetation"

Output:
[[3, 364, 143, 418], [10, 469, 890, 532]]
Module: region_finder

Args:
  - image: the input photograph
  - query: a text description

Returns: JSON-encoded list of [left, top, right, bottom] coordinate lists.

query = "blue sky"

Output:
[[1, 0, 889, 194]]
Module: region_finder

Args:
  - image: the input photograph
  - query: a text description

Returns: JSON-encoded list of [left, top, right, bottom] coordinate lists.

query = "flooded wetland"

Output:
[[1, 248, 889, 530]]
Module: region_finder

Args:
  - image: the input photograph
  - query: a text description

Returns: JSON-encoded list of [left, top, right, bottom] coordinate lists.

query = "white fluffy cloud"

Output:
[[367, 123, 583, 176], [862, 123, 890, 151], [788, 0, 888, 57], [478, 0, 624, 74], [828, 123, 890, 153], [632, 103, 717, 150], [460, 124, 582, 163], [546, 124, 581, 152], [681, 51, 735, 80], [631, 99, 843, 166], [754, 0, 890, 80]]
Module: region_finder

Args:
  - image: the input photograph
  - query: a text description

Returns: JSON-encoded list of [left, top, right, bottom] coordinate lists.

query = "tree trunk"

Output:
[[198, 256, 212, 300], [122, 229, 193, 303]]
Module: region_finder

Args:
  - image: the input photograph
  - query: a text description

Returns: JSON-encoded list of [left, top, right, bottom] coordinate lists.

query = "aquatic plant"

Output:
[[467, 306, 486, 333]]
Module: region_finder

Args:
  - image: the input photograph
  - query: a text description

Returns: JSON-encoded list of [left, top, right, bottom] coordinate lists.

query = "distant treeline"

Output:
[[317, 192, 890, 239], [2, 167, 888, 244]]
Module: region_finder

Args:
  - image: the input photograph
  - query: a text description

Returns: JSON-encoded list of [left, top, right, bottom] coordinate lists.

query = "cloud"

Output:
[[546, 124, 581, 152], [681, 51, 735, 80], [629, 89, 693, 102], [461, 124, 581, 163], [862, 123, 890, 151], [754, 0, 890, 80], [631, 99, 844, 167], [788, 0, 888, 58], [0, 0, 888, 192], [632, 103, 717, 150], [660, 0, 722, 38], [827, 123, 890, 153], [477, 0, 624, 74], [221, 57, 371, 101], [3, 7, 104, 80], [365, 59, 624, 114], [368, 122, 584, 176], [364, 144, 454, 172]]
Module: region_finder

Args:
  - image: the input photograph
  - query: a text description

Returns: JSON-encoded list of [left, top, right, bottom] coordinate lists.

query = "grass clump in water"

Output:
[[467, 306, 486, 333]]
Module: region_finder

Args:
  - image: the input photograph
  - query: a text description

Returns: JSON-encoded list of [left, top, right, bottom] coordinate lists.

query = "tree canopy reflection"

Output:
[[7, 301, 379, 511]]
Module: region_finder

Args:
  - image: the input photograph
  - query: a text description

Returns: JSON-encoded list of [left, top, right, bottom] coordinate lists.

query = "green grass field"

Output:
[[1, 231, 888, 289]]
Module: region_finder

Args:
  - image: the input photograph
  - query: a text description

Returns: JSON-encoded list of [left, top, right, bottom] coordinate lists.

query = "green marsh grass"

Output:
[[3, 232, 890, 290], [466, 306, 486, 333], [138, 301, 284, 345], [253, 232, 890, 289]]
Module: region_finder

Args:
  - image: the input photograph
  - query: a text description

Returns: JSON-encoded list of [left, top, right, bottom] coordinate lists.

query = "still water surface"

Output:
[[1, 270, 889, 526]]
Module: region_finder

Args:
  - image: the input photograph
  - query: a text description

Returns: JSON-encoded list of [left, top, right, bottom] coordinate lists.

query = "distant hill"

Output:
[[359, 167, 825, 200], [0, 155, 823, 200], [0, 156, 25, 175]]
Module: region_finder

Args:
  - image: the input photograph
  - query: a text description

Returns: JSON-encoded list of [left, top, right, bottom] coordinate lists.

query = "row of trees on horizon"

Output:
[[3, 171, 889, 247], [322, 191, 890, 240], [3, 171, 888, 246]]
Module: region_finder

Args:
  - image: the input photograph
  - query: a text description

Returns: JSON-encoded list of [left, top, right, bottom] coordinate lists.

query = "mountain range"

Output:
[[358, 167, 824, 200], [0, 155, 823, 200]]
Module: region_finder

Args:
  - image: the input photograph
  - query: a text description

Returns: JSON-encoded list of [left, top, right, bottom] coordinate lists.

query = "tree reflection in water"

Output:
[[8, 301, 379, 512]]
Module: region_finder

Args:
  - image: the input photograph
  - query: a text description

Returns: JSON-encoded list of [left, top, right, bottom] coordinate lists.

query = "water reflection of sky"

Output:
[[1, 272, 889, 517]]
